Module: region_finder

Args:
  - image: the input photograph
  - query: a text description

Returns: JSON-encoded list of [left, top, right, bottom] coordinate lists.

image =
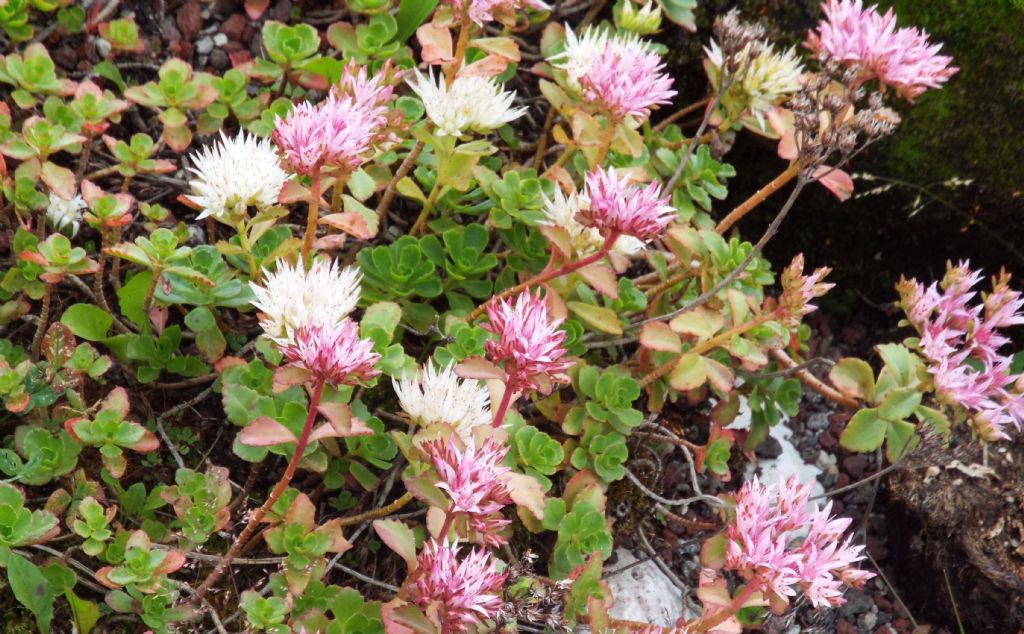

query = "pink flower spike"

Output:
[[425, 437, 512, 518], [410, 539, 506, 631], [724, 476, 873, 609], [273, 64, 395, 176], [445, 0, 550, 26], [898, 262, 1024, 440], [805, 0, 958, 100], [581, 167, 676, 240], [778, 254, 834, 324], [280, 320, 380, 387], [482, 290, 572, 394], [580, 40, 676, 119]]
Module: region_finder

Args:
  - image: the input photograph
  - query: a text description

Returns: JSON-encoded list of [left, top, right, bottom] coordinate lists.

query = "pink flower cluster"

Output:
[[580, 43, 676, 120], [724, 476, 874, 609], [898, 263, 1024, 440], [425, 437, 513, 546], [580, 167, 675, 240], [280, 321, 381, 387], [777, 254, 834, 325], [483, 290, 572, 394], [805, 0, 957, 100], [410, 539, 506, 632], [446, 0, 550, 26], [273, 63, 396, 175]]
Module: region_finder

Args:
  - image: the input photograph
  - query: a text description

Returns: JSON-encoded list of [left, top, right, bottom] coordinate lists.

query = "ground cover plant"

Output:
[[2, 0, 1018, 632]]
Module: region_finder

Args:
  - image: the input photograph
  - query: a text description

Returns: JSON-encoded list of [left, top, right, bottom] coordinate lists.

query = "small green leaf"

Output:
[[885, 419, 919, 462], [878, 387, 922, 421], [567, 302, 622, 335], [393, 0, 438, 44], [829, 358, 874, 401], [8, 553, 55, 631], [669, 354, 707, 391], [839, 408, 887, 452], [60, 303, 112, 341]]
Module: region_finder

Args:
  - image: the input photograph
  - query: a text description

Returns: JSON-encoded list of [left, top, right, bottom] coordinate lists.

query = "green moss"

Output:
[[866, 1, 1024, 203]]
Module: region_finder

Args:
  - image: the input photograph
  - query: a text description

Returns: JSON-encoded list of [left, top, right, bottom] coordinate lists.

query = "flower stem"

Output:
[[94, 229, 110, 309], [301, 167, 322, 263], [30, 283, 52, 360], [592, 116, 618, 167], [491, 380, 516, 428], [337, 492, 415, 527], [715, 161, 799, 235], [235, 219, 260, 282], [466, 231, 620, 323], [638, 313, 772, 388], [410, 178, 442, 236], [192, 377, 326, 603], [693, 582, 757, 632], [446, 10, 473, 86]]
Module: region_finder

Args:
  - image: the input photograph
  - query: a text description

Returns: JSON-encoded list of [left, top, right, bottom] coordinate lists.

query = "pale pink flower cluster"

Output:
[[280, 321, 381, 387], [483, 290, 572, 393], [580, 167, 675, 240], [425, 437, 513, 546], [777, 254, 834, 325], [580, 41, 676, 119], [725, 476, 874, 609], [410, 539, 506, 632], [805, 0, 957, 100], [446, 0, 549, 26], [273, 63, 396, 175], [898, 263, 1024, 440]]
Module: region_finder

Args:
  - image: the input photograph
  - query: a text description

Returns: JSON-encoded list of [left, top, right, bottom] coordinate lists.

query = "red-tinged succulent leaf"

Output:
[[315, 518, 353, 553], [40, 161, 77, 200], [417, 23, 453, 64], [538, 224, 572, 259], [670, 354, 708, 391], [162, 124, 192, 152], [94, 567, 119, 589], [18, 251, 47, 266], [320, 212, 372, 240], [239, 416, 297, 446], [705, 357, 735, 394], [577, 263, 619, 299], [5, 392, 29, 413], [126, 428, 159, 453], [700, 533, 728, 570], [312, 233, 349, 251], [500, 471, 546, 519], [382, 599, 431, 634], [64, 417, 84, 441], [273, 365, 312, 392], [102, 451, 127, 479], [403, 475, 450, 509], [458, 54, 510, 78], [156, 550, 186, 575], [640, 322, 682, 353], [284, 492, 317, 529], [373, 519, 418, 572], [470, 36, 521, 62], [315, 401, 374, 438], [562, 469, 605, 512], [455, 356, 507, 382], [244, 0, 270, 19], [813, 166, 854, 201], [102, 387, 131, 418]]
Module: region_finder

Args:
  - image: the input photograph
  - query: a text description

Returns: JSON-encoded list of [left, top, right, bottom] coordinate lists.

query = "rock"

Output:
[[838, 589, 873, 619], [816, 450, 837, 469], [859, 610, 879, 630], [835, 618, 858, 634], [213, 33, 228, 47], [603, 549, 685, 628], [176, 0, 203, 39], [828, 412, 849, 436], [807, 411, 830, 431], [220, 13, 248, 41], [209, 49, 230, 70], [873, 594, 892, 612], [842, 455, 868, 478], [818, 431, 837, 450], [51, 46, 77, 70], [268, 0, 292, 23], [834, 472, 851, 489], [195, 36, 214, 55], [755, 435, 783, 459]]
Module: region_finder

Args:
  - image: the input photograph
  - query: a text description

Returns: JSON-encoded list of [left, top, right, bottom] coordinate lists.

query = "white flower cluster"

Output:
[[394, 363, 492, 440], [407, 70, 527, 137]]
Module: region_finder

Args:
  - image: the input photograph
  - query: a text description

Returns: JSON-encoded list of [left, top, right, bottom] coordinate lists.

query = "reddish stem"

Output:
[[466, 231, 620, 322], [191, 378, 326, 602], [491, 380, 516, 428]]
